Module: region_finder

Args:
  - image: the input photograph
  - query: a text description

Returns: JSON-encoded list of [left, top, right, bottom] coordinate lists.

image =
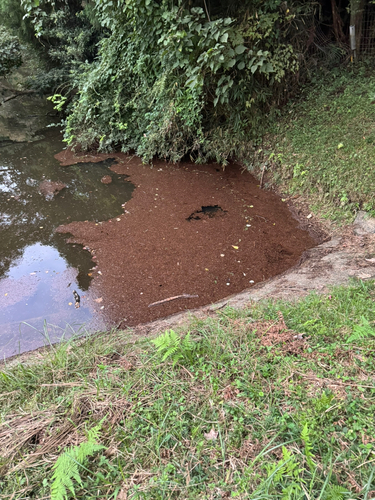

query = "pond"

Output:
[[0, 105, 318, 360], [0, 129, 134, 358]]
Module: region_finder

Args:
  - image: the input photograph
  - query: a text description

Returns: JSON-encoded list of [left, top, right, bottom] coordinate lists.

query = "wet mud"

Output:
[[55, 150, 319, 328]]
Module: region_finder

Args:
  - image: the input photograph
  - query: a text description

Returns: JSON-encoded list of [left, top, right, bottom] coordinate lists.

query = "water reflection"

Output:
[[0, 129, 134, 357]]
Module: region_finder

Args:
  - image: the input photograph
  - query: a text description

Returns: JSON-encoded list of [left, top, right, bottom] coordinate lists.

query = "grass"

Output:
[[262, 63, 375, 223], [1, 279, 375, 499]]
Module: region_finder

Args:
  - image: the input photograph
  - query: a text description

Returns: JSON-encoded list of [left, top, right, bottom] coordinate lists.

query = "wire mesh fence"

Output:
[[361, 4, 375, 54], [303, 3, 375, 68]]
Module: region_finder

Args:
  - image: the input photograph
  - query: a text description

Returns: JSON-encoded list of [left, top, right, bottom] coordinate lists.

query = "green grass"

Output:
[[264, 64, 375, 222], [1, 279, 375, 499]]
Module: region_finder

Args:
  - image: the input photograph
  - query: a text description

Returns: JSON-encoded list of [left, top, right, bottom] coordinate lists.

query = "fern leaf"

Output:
[[301, 423, 316, 470], [50, 425, 105, 500], [347, 317, 375, 343], [151, 330, 171, 349], [51, 450, 80, 500], [75, 441, 104, 463], [325, 484, 349, 500], [181, 332, 193, 350], [162, 345, 179, 362]]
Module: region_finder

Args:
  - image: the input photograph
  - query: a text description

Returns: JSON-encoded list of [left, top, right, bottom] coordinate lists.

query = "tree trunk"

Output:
[[331, 0, 345, 42], [350, 0, 365, 54]]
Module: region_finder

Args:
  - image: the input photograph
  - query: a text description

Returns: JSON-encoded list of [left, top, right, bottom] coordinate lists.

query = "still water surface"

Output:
[[0, 129, 134, 358]]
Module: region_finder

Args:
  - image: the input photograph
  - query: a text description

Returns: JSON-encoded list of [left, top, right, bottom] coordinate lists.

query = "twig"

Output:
[[203, 0, 211, 21], [41, 382, 82, 387], [0, 390, 20, 398], [260, 165, 266, 189], [209, 301, 228, 312], [1, 90, 37, 106], [178, 364, 194, 379], [148, 294, 199, 308]]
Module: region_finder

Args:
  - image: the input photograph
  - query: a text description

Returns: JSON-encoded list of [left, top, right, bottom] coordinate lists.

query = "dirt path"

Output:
[[55, 150, 321, 329]]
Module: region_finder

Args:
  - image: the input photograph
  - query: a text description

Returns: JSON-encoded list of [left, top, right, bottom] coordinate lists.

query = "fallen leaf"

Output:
[[204, 428, 218, 441], [365, 258, 375, 264], [117, 487, 128, 500], [232, 245, 239, 250], [337, 143, 344, 149], [94, 297, 103, 303], [87, 273, 92, 276]]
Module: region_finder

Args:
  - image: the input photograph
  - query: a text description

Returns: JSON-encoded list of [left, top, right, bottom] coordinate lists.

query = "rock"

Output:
[[353, 211, 375, 236], [39, 180, 66, 201], [0, 93, 55, 144], [101, 175, 112, 184]]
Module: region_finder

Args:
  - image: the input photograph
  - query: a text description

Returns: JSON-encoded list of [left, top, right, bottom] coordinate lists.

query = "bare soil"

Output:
[[55, 150, 322, 329]]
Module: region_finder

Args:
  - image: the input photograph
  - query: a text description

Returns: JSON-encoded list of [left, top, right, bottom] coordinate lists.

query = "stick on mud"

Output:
[[148, 294, 199, 308]]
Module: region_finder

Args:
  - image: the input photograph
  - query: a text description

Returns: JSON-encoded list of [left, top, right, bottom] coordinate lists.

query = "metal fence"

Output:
[[305, 3, 375, 67], [361, 3, 375, 54]]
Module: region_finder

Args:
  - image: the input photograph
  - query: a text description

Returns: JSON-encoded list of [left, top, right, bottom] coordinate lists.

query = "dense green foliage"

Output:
[[0, 27, 22, 77], [64, 0, 306, 162], [0, 0, 103, 92], [18, 0, 315, 162], [1, 280, 375, 498]]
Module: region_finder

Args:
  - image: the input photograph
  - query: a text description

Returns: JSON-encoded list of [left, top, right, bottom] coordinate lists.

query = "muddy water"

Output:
[[0, 124, 317, 359], [0, 130, 134, 358]]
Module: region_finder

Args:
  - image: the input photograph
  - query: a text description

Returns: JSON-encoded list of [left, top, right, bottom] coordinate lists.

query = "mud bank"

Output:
[[138, 212, 375, 337], [55, 149, 321, 328]]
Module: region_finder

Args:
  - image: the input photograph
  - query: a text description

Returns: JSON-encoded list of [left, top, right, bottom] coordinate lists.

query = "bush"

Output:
[[62, 0, 305, 163], [0, 27, 22, 78]]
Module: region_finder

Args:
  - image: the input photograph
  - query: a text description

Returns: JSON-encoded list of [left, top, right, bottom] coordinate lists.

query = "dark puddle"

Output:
[[187, 205, 227, 221], [0, 129, 134, 358]]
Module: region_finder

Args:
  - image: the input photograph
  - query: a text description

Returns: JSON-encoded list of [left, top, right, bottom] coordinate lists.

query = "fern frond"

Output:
[[324, 484, 349, 500], [50, 425, 105, 500], [301, 423, 316, 470], [75, 441, 104, 463], [181, 332, 193, 350], [162, 344, 179, 362], [151, 330, 173, 349], [152, 329, 195, 365], [51, 450, 81, 500], [347, 316, 375, 343]]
